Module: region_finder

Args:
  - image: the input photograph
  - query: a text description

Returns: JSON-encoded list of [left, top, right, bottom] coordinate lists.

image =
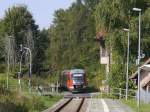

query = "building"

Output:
[[130, 58, 150, 103]]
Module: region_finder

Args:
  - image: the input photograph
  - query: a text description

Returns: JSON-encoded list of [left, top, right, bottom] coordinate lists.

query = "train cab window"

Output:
[[73, 76, 83, 81], [72, 74, 84, 82]]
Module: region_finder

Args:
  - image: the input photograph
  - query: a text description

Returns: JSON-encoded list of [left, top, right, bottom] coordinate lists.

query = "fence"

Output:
[[0, 84, 60, 96], [139, 88, 150, 103], [35, 84, 60, 95], [99, 87, 150, 104], [99, 88, 137, 100]]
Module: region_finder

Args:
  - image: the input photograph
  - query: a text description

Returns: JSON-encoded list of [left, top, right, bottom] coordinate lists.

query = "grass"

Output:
[[0, 90, 62, 112], [25, 94, 63, 112], [40, 95, 63, 110], [0, 73, 18, 86], [99, 93, 118, 99], [96, 91, 150, 112], [0, 73, 63, 112], [122, 99, 150, 112], [94, 91, 119, 99]]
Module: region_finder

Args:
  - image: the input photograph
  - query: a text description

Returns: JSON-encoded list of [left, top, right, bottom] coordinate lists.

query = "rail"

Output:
[[76, 98, 85, 112], [49, 98, 85, 112], [53, 98, 73, 112]]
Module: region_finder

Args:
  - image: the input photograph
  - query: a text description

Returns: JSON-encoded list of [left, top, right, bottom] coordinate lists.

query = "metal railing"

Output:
[[99, 88, 137, 100], [0, 84, 60, 96]]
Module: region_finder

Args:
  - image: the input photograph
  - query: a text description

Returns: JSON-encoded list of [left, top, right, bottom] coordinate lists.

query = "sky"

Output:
[[0, 0, 76, 29]]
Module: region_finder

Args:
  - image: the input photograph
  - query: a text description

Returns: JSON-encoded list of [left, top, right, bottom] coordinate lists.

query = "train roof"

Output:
[[70, 69, 85, 74], [61, 69, 85, 75]]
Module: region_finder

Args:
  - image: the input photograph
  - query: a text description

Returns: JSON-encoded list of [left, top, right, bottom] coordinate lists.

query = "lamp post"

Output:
[[18, 44, 26, 88], [7, 35, 14, 88], [123, 28, 130, 100], [133, 7, 141, 112], [23, 47, 32, 88], [19, 45, 32, 93], [7, 36, 11, 89]]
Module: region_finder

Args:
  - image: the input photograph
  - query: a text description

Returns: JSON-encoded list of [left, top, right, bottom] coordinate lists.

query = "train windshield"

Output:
[[72, 74, 84, 82]]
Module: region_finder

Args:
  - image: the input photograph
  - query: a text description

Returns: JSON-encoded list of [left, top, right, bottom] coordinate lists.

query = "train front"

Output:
[[70, 69, 87, 92]]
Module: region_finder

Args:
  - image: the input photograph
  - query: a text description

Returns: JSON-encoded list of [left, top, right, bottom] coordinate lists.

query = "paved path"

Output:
[[86, 98, 133, 112]]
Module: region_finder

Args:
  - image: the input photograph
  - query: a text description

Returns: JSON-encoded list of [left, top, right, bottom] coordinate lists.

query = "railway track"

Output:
[[51, 98, 85, 112], [64, 93, 91, 98]]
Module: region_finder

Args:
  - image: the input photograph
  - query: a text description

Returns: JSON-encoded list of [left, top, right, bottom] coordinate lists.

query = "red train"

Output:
[[60, 69, 87, 92]]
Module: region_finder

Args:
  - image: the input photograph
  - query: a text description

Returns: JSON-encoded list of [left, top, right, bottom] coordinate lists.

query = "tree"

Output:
[[0, 20, 5, 62], [95, 0, 150, 88], [48, 0, 101, 86], [2, 5, 39, 74], [3, 5, 38, 46], [33, 29, 49, 76]]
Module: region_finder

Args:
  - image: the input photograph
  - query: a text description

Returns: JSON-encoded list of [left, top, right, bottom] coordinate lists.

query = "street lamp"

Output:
[[18, 44, 26, 88], [123, 28, 130, 101], [6, 35, 14, 89], [19, 45, 32, 93], [133, 8, 141, 12], [133, 7, 141, 112], [23, 47, 32, 88]]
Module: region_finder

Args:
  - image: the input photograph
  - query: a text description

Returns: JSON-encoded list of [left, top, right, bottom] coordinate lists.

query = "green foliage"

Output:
[[0, 84, 62, 112], [0, 20, 5, 64], [33, 29, 49, 75], [122, 99, 150, 112], [109, 63, 126, 88], [88, 64, 105, 89], [95, 0, 148, 32], [95, 0, 150, 89], [0, 64, 6, 73], [0, 1, 103, 88], [0, 0, 149, 91], [48, 0, 100, 81], [141, 8, 150, 57], [0, 5, 51, 77], [3, 5, 38, 46], [0, 87, 28, 112]]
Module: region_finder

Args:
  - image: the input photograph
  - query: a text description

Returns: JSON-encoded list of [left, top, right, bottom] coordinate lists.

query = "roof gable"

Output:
[[130, 58, 150, 79]]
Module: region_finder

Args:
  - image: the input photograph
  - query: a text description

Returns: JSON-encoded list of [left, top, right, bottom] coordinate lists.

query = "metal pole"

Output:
[[19, 51, 25, 85], [126, 30, 130, 100], [29, 48, 32, 94], [133, 8, 141, 112], [29, 49, 32, 87], [19, 44, 22, 85], [7, 37, 10, 89], [23, 47, 32, 92], [137, 11, 141, 112]]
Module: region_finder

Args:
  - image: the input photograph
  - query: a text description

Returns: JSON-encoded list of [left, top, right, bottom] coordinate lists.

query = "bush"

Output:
[[0, 93, 29, 112], [0, 87, 45, 112], [0, 102, 28, 112], [0, 64, 6, 73], [26, 95, 45, 112], [0, 85, 11, 95]]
